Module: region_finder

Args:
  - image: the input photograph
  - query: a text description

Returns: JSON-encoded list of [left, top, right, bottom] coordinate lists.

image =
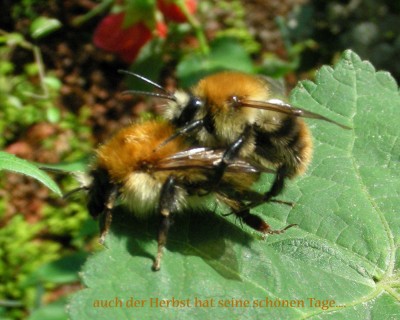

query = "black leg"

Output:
[[236, 165, 293, 213], [152, 176, 179, 271], [263, 165, 287, 202], [234, 207, 297, 235], [235, 187, 294, 208], [222, 187, 294, 225], [155, 119, 204, 151], [212, 125, 252, 182], [218, 193, 296, 235], [99, 187, 118, 245]]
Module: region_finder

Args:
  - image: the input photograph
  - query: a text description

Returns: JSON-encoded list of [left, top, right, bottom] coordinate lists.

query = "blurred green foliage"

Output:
[[0, 10, 93, 320], [11, 0, 47, 20], [0, 35, 58, 146], [212, 0, 261, 54], [0, 215, 61, 314], [284, 0, 400, 80]]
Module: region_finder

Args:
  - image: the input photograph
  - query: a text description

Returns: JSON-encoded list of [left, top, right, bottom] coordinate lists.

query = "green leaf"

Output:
[[177, 37, 255, 87], [30, 17, 62, 39], [125, 39, 164, 91], [124, 0, 156, 26], [0, 32, 25, 46], [68, 50, 400, 319], [44, 76, 62, 91], [46, 107, 61, 123], [0, 152, 62, 196]]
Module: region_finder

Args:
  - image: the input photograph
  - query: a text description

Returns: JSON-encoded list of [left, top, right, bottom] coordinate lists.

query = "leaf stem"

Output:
[[72, 0, 115, 26], [177, 0, 209, 55]]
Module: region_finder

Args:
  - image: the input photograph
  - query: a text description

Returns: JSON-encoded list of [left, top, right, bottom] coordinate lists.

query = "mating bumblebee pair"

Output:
[[85, 71, 350, 271]]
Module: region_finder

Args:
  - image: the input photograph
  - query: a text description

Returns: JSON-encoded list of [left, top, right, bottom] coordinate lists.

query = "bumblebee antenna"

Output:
[[118, 70, 167, 92], [121, 90, 177, 102], [118, 70, 177, 102]]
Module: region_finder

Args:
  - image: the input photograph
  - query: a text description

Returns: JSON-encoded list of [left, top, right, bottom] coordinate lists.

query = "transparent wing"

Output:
[[257, 75, 287, 101], [156, 147, 275, 173], [238, 98, 351, 129]]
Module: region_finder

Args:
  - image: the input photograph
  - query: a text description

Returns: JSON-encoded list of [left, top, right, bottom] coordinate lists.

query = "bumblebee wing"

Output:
[[157, 147, 218, 170], [240, 98, 351, 129], [258, 75, 287, 101], [156, 148, 274, 174]]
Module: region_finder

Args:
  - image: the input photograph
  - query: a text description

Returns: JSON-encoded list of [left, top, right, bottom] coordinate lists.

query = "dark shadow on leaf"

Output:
[[106, 205, 255, 280]]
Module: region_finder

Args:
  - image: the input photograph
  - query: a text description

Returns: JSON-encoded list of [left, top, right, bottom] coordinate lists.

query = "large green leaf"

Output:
[[68, 51, 399, 319]]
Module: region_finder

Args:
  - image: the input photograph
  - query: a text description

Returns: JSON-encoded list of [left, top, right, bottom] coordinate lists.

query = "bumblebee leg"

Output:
[[155, 119, 204, 151], [230, 187, 293, 207], [99, 187, 118, 245], [152, 176, 178, 271], [235, 208, 297, 235], [218, 193, 296, 235], [213, 125, 252, 182], [263, 165, 287, 202]]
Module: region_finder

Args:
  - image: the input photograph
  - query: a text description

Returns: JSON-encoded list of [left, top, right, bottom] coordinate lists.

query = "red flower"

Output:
[[94, 12, 159, 63], [156, 21, 168, 38], [157, 0, 197, 23]]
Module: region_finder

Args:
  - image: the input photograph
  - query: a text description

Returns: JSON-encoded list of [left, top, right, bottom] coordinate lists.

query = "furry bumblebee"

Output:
[[122, 71, 350, 208]]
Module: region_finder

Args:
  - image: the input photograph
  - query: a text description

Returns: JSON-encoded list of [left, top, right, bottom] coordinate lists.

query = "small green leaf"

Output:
[[24, 62, 39, 76], [124, 0, 156, 26], [4, 95, 23, 109], [30, 17, 62, 39], [0, 152, 62, 196], [46, 107, 61, 123], [44, 76, 62, 91], [0, 60, 14, 74], [0, 32, 25, 46], [68, 51, 400, 319]]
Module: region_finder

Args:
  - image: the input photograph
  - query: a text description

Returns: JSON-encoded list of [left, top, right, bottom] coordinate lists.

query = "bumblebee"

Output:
[[85, 120, 295, 271], [121, 70, 350, 207]]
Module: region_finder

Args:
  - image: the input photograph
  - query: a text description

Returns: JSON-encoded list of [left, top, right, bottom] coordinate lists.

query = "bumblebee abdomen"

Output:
[[87, 168, 114, 219], [95, 121, 187, 184], [254, 116, 312, 177]]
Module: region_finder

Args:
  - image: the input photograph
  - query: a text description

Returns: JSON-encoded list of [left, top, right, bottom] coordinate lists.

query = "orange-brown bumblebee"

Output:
[[122, 70, 350, 208], [85, 120, 295, 271]]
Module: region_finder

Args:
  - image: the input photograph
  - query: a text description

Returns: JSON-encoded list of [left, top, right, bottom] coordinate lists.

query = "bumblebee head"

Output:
[[118, 69, 205, 127], [164, 90, 204, 127]]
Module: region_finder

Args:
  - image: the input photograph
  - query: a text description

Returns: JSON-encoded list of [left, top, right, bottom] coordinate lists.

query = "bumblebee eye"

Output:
[[229, 96, 242, 109], [175, 95, 203, 126]]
